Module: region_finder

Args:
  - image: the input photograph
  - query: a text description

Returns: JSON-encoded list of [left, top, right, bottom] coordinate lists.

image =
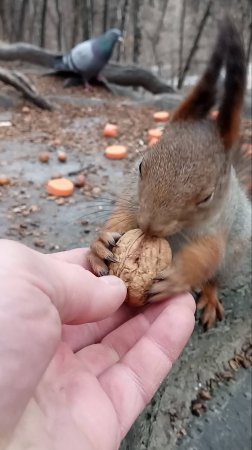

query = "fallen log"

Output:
[[0, 42, 175, 94], [0, 67, 52, 110]]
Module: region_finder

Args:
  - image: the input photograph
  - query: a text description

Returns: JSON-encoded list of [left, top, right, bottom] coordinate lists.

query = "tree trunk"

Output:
[[116, 0, 130, 62], [132, 0, 143, 64], [177, 0, 212, 89], [40, 0, 48, 48], [177, 0, 186, 87], [81, 0, 90, 40], [17, 0, 29, 41], [246, 21, 252, 67], [102, 0, 109, 33], [55, 0, 63, 51], [71, 0, 80, 47]]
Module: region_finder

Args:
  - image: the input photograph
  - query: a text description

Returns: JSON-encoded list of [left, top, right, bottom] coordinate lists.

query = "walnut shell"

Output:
[[109, 229, 172, 306]]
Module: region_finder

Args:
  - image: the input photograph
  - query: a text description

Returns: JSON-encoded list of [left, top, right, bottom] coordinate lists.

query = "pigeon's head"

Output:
[[106, 28, 123, 44], [94, 28, 123, 61]]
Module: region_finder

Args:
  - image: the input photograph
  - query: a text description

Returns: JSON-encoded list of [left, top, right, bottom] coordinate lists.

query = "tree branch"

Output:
[[0, 42, 175, 94], [0, 67, 52, 110]]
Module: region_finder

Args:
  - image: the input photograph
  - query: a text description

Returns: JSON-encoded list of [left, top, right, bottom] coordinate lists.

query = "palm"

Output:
[[22, 298, 194, 450], [0, 243, 194, 450]]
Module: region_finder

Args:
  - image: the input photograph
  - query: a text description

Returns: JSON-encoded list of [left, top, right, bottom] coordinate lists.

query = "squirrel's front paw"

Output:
[[87, 231, 121, 276], [147, 267, 190, 302], [197, 284, 224, 330]]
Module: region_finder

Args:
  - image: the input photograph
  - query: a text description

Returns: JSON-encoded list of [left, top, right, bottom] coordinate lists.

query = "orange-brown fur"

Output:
[[88, 17, 251, 329]]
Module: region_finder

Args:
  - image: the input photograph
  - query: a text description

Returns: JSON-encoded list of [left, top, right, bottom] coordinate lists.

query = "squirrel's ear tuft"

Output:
[[216, 19, 246, 149]]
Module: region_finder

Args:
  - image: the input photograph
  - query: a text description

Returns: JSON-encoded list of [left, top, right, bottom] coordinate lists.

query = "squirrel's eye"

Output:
[[197, 192, 214, 206], [139, 162, 143, 177]]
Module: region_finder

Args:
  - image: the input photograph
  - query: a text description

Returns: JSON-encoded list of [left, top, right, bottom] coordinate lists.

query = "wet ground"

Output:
[[0, 73, 251, 449], [0, 78, 158, 251]]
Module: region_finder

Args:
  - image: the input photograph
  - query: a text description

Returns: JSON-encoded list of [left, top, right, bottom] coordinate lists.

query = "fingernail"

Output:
[[100, 275, 126, 288]]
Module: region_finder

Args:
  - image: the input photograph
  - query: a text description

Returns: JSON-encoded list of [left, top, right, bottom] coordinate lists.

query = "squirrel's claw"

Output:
[[197, 288, 224, 330], [146, 267, 190, 303], [87, 231, 121, 276]]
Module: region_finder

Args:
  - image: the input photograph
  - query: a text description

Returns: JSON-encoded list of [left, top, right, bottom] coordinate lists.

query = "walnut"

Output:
[[109, 229, 172, 306]]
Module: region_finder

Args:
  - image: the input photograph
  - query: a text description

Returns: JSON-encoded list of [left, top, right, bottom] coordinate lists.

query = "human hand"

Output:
[[0, 239, 195, 450]]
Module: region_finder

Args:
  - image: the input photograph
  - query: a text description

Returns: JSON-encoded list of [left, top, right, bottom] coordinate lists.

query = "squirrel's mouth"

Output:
[[137, 219, 181, 238]]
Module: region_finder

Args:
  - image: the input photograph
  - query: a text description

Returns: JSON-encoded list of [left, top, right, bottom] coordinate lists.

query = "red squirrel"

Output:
[[88, 17, 252, 329]]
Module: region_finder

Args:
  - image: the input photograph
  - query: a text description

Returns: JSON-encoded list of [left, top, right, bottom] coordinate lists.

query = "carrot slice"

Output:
[[153, 111, 169, 122], [148, 128, 163, 141], [47, 178, 74, 197], [104, 145, 127, 160], [103, 123, 118, 138], [210, 110, 219, 119], [148, 137, 159, 146]]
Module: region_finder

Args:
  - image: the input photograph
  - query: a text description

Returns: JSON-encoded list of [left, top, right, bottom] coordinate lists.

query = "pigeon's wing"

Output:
[[63, 40, 95, 74]]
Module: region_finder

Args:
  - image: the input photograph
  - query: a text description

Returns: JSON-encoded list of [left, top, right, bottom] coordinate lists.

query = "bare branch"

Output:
[[0, 67, 52, 109]]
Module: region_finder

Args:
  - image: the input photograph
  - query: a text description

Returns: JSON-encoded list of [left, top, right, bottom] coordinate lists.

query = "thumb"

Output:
[[49, 260, 127, 324]]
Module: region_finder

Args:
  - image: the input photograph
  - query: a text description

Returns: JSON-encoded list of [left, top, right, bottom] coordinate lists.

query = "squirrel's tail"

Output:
[[233, 140, 252, 200], [172, 16, 247, 150], [216, 18, 246, 149]]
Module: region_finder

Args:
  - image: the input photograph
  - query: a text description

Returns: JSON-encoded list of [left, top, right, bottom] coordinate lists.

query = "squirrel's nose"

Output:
[[137, 217, 160, 237], [137, 217, 152, 235]]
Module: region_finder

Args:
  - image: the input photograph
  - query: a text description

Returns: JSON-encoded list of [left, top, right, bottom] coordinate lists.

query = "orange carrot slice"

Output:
[[210, 110, 219, 119], [148, 128, 163, 142], [47, 178, 74, 197], [153, 111, 169, 122], [104, 145, 127, 160], [0, 176, 11, 186], [148, 137, 159, 146], [103, 123, 118, 138]]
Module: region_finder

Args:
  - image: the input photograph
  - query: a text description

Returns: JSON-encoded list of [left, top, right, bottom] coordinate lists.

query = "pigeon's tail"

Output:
[[52, 55, 70, 71]]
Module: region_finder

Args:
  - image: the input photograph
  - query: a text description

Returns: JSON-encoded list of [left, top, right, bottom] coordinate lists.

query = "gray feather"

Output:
[[52, 28, 122, 81]]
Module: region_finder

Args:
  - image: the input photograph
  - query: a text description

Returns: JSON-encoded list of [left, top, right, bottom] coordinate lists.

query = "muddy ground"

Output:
[[0, 73, 251, 449]]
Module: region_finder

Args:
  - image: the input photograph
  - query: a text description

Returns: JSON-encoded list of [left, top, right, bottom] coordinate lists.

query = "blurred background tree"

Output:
[[0, 0, 251, 88]]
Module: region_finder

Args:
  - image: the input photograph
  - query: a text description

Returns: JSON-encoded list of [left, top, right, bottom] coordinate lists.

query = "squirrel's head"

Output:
[[137, 17, 246, 237], [137, 121, 231, 236]]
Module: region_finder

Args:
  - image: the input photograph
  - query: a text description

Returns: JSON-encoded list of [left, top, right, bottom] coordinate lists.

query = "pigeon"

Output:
[[53, 28, 123, 88]]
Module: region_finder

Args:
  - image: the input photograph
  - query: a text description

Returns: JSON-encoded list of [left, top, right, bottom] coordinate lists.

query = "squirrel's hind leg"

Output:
[[197, 282, 224, 330]]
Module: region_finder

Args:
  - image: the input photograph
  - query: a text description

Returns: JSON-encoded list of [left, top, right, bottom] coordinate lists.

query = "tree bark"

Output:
[[40, 0, 48, 48], [103, 63, 174, 93], [116, 0, 130, 62], [55, 0, 63, 50], [102, 0, 109, 33], [132, 0, 143, 64], [177, 0, 186, 88], [71, 0, 80, 47], [17, 0, 29, 42], [0, 42, 175, 94], [246, 21, 252, 67]]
